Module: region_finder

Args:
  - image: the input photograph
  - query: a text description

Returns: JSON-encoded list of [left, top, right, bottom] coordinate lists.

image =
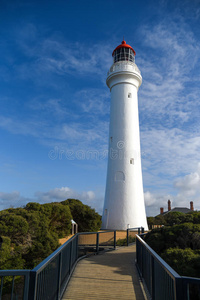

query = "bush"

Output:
[[116, 236, 135, 246], [147, 211, 200, 227], [144, 222, 200, 278], [161, 248, 200, 278], [0, 199, 101, 270], [61, 199, 102, 232]]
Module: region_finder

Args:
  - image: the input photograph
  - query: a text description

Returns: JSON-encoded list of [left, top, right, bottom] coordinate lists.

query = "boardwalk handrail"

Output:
[[127, 227, 144, 246], [0, 230, 117, 300], [0, 269, 30, 300], [136, 234, 200, 300]]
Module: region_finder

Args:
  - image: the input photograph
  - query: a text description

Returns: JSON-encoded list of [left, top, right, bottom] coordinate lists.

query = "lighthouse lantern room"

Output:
[[112, 40, 136, 63]]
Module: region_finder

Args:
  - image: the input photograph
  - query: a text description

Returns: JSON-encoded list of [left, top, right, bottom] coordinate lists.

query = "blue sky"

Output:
[[1, 0, 200, 216]]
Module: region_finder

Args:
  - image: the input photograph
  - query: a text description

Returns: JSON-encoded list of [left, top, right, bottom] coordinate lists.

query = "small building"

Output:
[[158, 200, 194, 216], [148, 200, 195, 229]]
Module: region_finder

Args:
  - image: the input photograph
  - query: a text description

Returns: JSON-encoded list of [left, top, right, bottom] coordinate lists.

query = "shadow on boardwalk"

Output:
[[62, 244, 145, 300]]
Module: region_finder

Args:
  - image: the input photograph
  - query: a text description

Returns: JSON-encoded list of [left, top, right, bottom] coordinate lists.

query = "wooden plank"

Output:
[[62, 244, 145, 300]]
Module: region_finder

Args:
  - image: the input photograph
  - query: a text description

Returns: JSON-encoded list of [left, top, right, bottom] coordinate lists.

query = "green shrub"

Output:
[[61, 199, 102, 232], [144, 222, 200, 278], [161, 248, 200, 277], [116, 236, 135, 246], [0, 199, 101, 270]]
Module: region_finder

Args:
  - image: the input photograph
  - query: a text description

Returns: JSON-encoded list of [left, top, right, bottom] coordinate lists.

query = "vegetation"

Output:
[[147, 211, 200, 228], [60, 199, 101, 232], [116, 236, 136, 246], [0, 199, 101, 270], [145, 211, 200, 278]]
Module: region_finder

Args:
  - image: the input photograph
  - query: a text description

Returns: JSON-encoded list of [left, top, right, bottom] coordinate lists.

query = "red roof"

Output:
[[112, 40, 136, 56]]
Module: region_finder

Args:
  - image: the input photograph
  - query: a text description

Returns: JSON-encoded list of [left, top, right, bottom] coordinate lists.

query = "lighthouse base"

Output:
[[101, 199, 148, 231]]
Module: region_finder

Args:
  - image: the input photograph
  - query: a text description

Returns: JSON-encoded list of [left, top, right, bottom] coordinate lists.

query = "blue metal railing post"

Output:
[[127, 229, 129, 246], [141, 227, 144, 233], [57, 251, 62, 300], [28, 271, 37, 300], [114, 230, 116, 249], [76, 235, 78, 259], [69, 238, 73, 272], [175, 278, 186, 300], [96, 232, 99, 253], [151, 256, 155, 300], [0, 271, 31, 300], [11, 276, 15, 300], [23, 272, 30, 300], [0, 277, 4, 299], [77, 233, 79, 258]]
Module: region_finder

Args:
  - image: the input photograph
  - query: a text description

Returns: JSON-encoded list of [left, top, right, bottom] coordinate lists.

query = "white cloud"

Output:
[[0, 191, 20, 201], [0, 191, 29, 210], [35, 187, 76, 202], [144, 191, 172, 216], [0, 112, 109, 156], [28, 98, 71, 119], [174, 163, 200, 195], [75, 89, 110, 116], [144, 163, 200, 216], [141, 128, 200, 179], [138, 19, 200, 127], [13, 25, 113, 82], [144, 191, 157, 206], [141, 126, 200, 214], [0, 115, 46, 137], [137, 14, 200, 216], [35, 187, 104, 213], [60, 122, 107, 144], [0, 187, 103, 213], [82, 191, 95, 201]]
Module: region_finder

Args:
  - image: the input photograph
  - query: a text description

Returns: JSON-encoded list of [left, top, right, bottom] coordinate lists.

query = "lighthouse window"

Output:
[[128, 93, 132, 98], [104, 209, 107, 216], [130, 158, 134, 164], [115, 171, 125, 181], [113, 48, 135, 63], [110, 136, 113, 142]]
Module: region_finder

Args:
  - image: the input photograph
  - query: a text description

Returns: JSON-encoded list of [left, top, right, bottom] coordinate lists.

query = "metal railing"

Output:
[[0, 269, 30, 300], [126, 227, 144, 246], [0, 230, 116, 300], [136, 234, 200, 300]]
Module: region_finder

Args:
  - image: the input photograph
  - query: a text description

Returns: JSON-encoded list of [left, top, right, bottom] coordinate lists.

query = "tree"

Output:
[[0, 198, 101, 270], [164, 211, 184, 226], [147, 217, 155, 228], [144, 222, 200, 278], [0, 213, 29, 244], [161, 248, 200, 278], [61, 199, 102, 232], [0, 236, 12, 269], [0, 236, 25, 270]]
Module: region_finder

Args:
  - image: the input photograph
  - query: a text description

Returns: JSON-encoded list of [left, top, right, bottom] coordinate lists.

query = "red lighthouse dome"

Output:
[[112, 40, 136, 63]]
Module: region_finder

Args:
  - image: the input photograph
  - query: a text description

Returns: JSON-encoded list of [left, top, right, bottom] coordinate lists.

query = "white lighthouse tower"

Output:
[[102, 40, 148, 230]]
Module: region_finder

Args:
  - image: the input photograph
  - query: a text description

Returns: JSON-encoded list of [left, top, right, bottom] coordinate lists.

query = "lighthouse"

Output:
[[101, 40, 148, 230]]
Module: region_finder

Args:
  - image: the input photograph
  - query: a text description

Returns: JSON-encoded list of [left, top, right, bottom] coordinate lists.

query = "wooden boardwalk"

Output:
[[62, 244, 145, 300]]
